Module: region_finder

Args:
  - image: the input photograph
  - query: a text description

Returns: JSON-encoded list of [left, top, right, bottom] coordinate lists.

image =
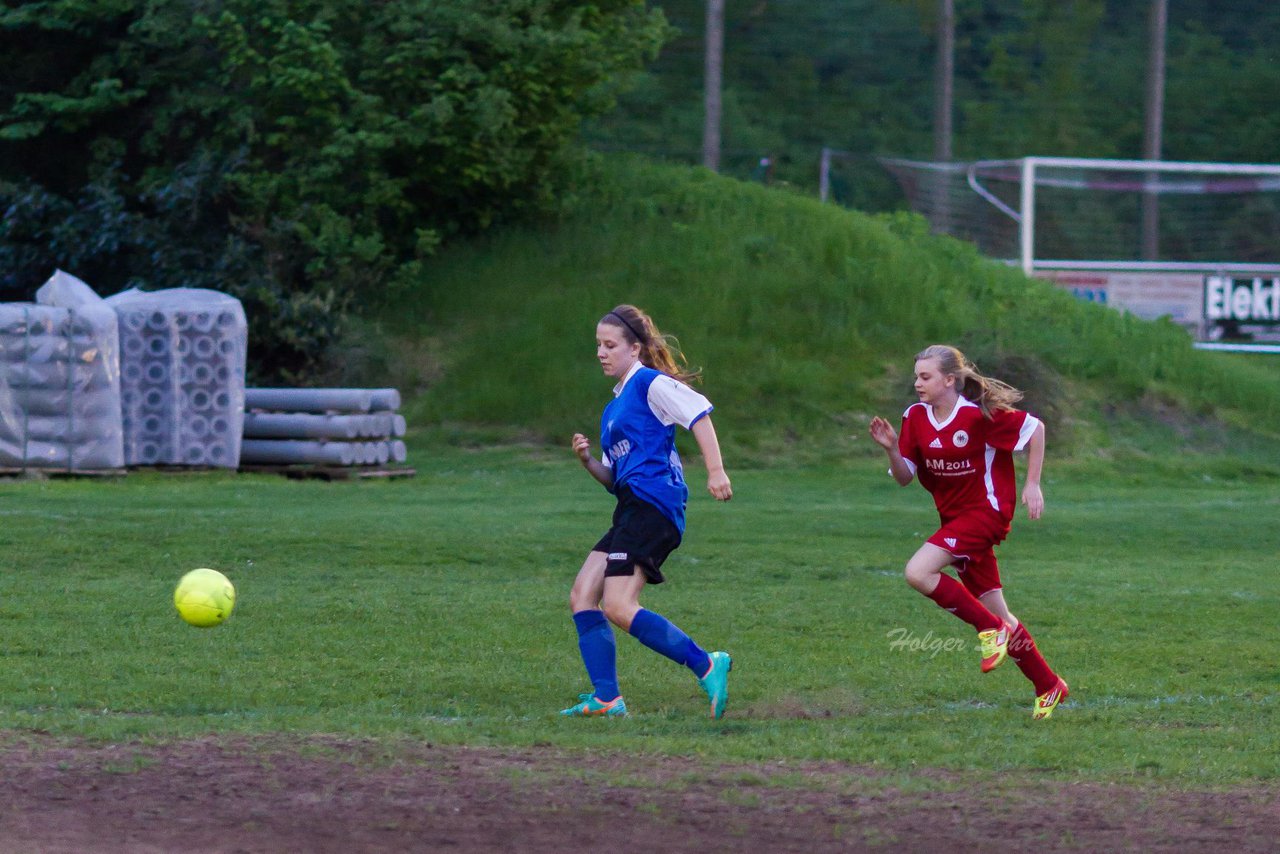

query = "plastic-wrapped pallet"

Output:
[[0, 270, 125, 470], [106, 287, 247, 468]]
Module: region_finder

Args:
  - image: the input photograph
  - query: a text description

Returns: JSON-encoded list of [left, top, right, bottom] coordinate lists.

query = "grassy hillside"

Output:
[[365, 155, 1280, 469]]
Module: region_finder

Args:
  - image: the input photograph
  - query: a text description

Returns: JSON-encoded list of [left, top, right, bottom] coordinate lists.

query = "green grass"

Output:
[[359, 155, 1280, 461], [5, 154, 1279, 796], [2, 445, 1276, 785]]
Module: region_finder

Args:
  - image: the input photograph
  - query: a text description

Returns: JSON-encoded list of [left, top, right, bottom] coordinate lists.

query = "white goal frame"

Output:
[[1004, 156, 1280, 275], [839, 152, 1280, 351], [1014, 158, 1280, 352]]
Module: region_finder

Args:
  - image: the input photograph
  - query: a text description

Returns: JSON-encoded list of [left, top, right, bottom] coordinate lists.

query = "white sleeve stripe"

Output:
[[1015, 415, 1042, 451]]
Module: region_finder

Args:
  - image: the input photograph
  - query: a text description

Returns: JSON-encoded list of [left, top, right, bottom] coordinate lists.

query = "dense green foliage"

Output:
[[0, 0, 667, 379], [586, 0, 1280, 200], [380, 156, 1280, 459], [1, 447, 1277, 783], [5, 2, 1280, 378]]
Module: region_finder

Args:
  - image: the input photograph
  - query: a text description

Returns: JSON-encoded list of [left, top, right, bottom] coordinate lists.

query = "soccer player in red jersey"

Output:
[[869, 344, 1068, 719]]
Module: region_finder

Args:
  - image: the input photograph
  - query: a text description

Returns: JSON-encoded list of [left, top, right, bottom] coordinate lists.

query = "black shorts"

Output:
[[592, 486, 682, 585]]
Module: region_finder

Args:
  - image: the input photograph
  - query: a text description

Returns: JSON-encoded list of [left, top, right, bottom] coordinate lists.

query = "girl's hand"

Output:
[[571, 433, 593, 464], [1022, 483, 1044, 520], [707, 469, 733, 501], [868, 416, 898, 450]]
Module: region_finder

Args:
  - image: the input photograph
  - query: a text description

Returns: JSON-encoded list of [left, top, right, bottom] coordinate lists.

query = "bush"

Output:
[[0, 1, 670, 380]]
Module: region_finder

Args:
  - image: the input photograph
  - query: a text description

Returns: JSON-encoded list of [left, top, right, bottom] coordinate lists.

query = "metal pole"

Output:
[[931, 0, 956, 234], [1141, 0, 1168, 260], [819, 147, 832, 202], [702, 0, 724, 172], [1020, 158, 1036, 275], [933, 0, 954, 163]]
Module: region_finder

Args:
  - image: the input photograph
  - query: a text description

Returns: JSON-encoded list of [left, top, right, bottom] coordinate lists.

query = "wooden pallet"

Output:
[[237, 464, 417, 481], [0, 466, 127, 479], [2, 464, 415, 481]]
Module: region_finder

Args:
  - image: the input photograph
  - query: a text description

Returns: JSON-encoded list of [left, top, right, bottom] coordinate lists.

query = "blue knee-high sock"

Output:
[[572, 610, 620, 702], [628, 608, 712, 678]]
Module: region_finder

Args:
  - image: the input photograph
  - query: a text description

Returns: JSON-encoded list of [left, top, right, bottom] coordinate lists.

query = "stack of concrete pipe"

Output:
[[105, 287, 247, 468], [0, 271, 125, 470], [240, 387, 408, 468]]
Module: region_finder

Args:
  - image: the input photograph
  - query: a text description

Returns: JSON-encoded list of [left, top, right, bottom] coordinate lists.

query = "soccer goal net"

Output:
[[836, 152, 1280, 346], [874, 156, 1280, 267]]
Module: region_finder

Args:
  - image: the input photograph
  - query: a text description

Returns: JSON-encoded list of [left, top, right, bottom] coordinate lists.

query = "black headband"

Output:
[[607, 310, 645, 343]]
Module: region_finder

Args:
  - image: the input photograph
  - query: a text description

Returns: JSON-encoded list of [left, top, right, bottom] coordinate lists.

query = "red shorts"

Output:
[[926, 508, 1011, 598]]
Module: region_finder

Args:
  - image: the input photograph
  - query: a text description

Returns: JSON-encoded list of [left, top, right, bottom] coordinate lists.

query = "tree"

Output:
[[0, 0, 669, 380], [585, 0, 1280, 198]]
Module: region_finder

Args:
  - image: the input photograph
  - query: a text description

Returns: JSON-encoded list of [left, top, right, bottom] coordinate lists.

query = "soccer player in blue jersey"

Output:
[[561, 304, 734, 719]]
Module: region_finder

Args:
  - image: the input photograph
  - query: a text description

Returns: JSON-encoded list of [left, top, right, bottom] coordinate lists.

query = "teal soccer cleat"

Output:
[[697, 651, 733, 719], [559, 693, 628, 718]]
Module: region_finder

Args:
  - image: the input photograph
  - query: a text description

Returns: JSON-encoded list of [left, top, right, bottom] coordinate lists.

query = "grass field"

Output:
[[2, 442, 1276, 787]]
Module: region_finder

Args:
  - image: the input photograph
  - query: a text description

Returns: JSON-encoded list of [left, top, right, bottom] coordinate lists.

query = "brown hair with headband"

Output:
[[601, 304, 701, 384], [915, 344, 1022, 418]]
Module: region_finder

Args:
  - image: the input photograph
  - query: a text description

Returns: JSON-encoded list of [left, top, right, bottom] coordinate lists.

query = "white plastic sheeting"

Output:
[[106, 287, 247, 468], [0, 270, 125, 470]]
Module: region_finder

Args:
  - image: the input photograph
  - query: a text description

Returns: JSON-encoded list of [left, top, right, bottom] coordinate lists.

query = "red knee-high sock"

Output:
[[926, 574, 1003, 632], [1008, 622, 1059, 695]]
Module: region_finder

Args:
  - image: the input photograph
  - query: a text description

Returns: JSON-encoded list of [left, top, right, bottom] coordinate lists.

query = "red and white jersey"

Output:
[[897, 396, 1042, 523]]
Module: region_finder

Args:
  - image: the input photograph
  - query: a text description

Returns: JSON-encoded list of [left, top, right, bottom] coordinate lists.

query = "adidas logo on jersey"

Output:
[[944, 537, 957, 548], [929, 438, 943, 448]]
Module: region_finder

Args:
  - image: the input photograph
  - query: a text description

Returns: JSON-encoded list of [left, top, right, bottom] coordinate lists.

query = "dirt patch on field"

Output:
[[0, 735, 1275, 852]]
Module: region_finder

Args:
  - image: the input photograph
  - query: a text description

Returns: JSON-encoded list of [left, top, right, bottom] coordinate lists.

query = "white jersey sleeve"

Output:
[[646, 374, 714, 428], [1015, 414, 1042, 451]]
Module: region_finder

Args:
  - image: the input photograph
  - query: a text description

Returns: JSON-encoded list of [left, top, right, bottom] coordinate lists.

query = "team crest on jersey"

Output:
[[929, 438, 943, 448], [953, 430, 969, 448]]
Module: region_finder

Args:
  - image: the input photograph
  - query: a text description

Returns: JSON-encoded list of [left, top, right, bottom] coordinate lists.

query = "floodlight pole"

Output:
[[931, 0, 955, 234], [819, 147, 832, 202], [1141, 0, 1168, 260], [702, 0, 725, 172], [933, 0, 954, 164]]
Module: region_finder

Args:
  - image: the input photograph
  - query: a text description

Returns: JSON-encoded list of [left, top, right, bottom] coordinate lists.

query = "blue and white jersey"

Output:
[[600, 362, 714, 533]]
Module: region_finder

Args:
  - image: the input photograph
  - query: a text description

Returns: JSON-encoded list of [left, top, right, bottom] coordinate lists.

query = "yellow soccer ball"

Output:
[[174, 568, 236, 628]]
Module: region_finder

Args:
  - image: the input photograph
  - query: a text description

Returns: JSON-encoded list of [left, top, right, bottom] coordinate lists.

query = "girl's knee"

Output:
[[569, 586, 597, 614], [601, 599, 639, 630], [903, 564, 933, 591], [600, 600, 626, 626]]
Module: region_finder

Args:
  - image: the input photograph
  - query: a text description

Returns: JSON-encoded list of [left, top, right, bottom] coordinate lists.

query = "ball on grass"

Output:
[[174, 568, 236, 628]]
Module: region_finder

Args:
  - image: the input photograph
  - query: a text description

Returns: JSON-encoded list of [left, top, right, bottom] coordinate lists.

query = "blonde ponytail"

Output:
[[915, 344, 1022, 418]]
